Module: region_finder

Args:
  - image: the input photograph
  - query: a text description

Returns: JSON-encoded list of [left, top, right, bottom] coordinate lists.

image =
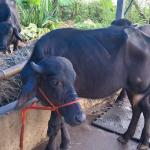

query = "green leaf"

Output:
[[59, 0, 74, 6]]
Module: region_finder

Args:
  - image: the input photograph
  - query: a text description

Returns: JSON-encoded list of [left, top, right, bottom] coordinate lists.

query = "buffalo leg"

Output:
[[60, 118, 71, 150], [115, 89, 127, 103], [13, 39, 18, 51], [137, 96, 150, 150], [7, 46, 12, 53], [118, 91, 141, 144], [46, 112, 62, 150]]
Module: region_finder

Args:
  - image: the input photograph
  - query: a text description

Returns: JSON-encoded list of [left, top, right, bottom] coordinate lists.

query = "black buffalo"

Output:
[[110, 20, 150, 150], [114, 25, 150, 150], [0, 0, 22, 53], [111, 20, 150, 103], [112, 20, 150, 103], [139, 24, 150, 36], [16, 23, 150, 150]]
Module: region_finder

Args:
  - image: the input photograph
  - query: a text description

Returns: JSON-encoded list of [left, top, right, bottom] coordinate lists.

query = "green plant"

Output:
[[16, 0, 149, 33], [125, 0, 150, 25], [17, 0, 53, 27], [21, 23, 49, 40], [99, 0, 116, 26], [74, 19, 103, 29], [73, 0, 115, 27]]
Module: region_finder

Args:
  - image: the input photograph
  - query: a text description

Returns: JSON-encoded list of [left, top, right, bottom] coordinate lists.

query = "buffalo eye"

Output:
[[51, 80, 62, 87]]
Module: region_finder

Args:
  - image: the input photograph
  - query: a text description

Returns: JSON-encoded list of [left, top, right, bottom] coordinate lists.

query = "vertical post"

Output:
[[116, 0, 126, 19]]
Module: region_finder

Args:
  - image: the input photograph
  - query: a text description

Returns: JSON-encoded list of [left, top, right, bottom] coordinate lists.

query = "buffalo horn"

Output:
[[31, 62, 44, 73]]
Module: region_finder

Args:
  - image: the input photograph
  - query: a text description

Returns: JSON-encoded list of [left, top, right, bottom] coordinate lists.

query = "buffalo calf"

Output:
[[0, 0, 22, 53]]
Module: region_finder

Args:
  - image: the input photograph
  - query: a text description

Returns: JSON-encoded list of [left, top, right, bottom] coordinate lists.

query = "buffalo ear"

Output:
[[31, 61, 44, 74], [13, 27, 23, 41]]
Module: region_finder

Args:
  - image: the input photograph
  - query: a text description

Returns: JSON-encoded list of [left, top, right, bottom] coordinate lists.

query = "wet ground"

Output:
[[33, 116, 138, 150], [93, 98, 145, 141]]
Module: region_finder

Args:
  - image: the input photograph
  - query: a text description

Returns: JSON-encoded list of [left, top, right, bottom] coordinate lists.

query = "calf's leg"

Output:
[[60, 118, 71, 150], [46, 112, 61, 150], [46, 112, 71, 150]]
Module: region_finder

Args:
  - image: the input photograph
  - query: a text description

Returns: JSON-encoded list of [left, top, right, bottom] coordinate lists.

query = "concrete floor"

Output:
[[33, 122, 138, 150]]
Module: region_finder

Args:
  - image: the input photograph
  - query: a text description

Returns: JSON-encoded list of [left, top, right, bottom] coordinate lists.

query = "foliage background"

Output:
[[16, 0, 150, 40]]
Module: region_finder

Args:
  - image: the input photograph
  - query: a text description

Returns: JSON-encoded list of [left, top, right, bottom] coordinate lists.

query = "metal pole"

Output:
[[116, 0, 126, 19]]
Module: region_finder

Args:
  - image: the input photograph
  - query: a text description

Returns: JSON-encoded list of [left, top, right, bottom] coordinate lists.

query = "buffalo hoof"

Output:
[[3, 49, 13, 54], [60, 143, 70, 150], [117, 136, 128, 144], [137, 144, 149, 150], [45, 145, 56, 150], [60, 147, 69, 150], [8, 49, 13, 54], [13, 48, 18, 52], [3, 50, 7, 54]]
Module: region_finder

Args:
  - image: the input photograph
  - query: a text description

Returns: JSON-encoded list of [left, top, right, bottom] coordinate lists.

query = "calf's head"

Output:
[[17, 56, 86, 126], [0, 22, 22, 52]]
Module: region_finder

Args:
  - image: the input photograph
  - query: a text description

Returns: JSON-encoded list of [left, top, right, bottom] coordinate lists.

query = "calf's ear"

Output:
[[16, 78, 37, 109], [31, 62, 44, 74], [13, 27, 23, 41]]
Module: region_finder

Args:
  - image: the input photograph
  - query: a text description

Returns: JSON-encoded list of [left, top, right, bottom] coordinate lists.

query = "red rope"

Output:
[[20, 109, 26, 150], [19, 88, 80, 150]]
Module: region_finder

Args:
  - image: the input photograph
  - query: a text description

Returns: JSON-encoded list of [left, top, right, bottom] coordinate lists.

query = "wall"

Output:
[[0, 109, 51, 150]]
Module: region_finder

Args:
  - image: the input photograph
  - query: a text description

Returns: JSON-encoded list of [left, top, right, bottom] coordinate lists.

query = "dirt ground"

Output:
[[33, 115, 138, 150]]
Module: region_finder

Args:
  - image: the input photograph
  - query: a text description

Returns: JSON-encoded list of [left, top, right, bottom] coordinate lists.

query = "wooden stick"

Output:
[[0, 60, 27, 80]]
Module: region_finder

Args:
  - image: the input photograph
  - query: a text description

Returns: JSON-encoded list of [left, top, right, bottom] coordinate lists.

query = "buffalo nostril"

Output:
[[66, 93, 78, 100], [75, 113, 86, 123]]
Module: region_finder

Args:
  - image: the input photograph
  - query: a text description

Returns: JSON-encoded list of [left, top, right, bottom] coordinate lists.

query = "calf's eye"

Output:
[[51, 80, 62, 87]]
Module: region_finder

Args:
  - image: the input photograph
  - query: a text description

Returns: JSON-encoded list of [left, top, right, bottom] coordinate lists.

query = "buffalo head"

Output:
[[0, 22, 22, 52], [17, 56, 86, 126]]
